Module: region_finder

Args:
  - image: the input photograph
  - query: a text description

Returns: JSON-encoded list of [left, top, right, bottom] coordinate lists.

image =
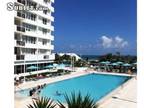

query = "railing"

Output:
[[17, 11, 25, 18], [16, 40, 25, 46], [17, 26, 25, 32], [43, 55, 49, 59], [16, 55, 25, 60]]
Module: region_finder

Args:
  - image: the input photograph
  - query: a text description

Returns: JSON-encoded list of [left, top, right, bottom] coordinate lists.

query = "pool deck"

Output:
[[98, 77, 137, 108], [15, 71, 137, 108]]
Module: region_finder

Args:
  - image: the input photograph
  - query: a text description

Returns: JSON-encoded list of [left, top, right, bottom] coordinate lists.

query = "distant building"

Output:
[[57, 53, 81, 61]]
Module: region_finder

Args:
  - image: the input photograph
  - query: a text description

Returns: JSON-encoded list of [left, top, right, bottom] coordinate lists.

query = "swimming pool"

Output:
[[17, 73, 130, 102]]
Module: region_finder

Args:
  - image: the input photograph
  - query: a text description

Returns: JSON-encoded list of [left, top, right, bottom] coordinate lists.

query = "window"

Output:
[[42, 18, 47, 25]]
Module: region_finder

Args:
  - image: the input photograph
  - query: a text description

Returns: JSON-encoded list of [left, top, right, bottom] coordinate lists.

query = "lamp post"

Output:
[[72, 55, 75, 72], [71, 54, 74, 72], [71, 54, 73, 72]]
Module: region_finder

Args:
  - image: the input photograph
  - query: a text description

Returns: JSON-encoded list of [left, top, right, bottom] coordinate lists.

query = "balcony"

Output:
[[24, 30, 37, 37], [38, 44, 54, 50], [15, 53, 54, 61], [20, 30, 53, 40], [24, 54, 53, 61], [16, 55, 25, 60], [25, 55, 43, 61], [36, 43, 54, 50], [50, 25, 54, 31], [17, 26, 25, 32], [43, 55, 49, 59], [43, 54, 55, 60], [15, 25, 25, 33], [24, 43, 37, 49], [49, 54, 55, 60], [49, 45, 54, 50], [36, 20, 53, 30], [15, 12, 25, 20], [31, 10, 54, 21], [16, 40, 25, 46], [49, 35, 54, 40], [22, 19, 38, 28], [17, 11, 25, 18]]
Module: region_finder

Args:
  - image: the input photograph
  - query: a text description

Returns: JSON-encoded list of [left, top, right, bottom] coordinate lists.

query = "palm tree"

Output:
[[27, 97, 56, 108], [58, 92, 98, 108]]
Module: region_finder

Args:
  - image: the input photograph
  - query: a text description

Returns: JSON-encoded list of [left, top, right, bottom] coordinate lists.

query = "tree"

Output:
[[116, 52, 120, 57], [27, 93, 98, 108], [27, 97, 56, 108], [55, 53, 62, 64], [74, 59, 87, 67], [58, 92, 98, 108]]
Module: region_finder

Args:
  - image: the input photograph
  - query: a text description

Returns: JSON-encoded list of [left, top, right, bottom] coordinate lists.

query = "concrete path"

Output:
[[98, 78, 137, 108]]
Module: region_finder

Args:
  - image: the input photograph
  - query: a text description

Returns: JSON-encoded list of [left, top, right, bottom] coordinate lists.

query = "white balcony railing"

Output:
[[49, 53, 55, 60], [15, 25, 26, 33], [49, 45, 54, 50], [25, 55, 43, 61], [31, 10, 54, 21]]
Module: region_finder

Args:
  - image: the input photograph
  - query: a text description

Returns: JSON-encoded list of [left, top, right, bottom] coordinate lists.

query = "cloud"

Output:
[[101, 36, 113, 48], [101, 36, 128, 48]]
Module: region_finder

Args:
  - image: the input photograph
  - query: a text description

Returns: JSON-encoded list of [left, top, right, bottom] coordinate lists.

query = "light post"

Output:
[[71, 54, 73, 72], [71, 54, 74, 72]]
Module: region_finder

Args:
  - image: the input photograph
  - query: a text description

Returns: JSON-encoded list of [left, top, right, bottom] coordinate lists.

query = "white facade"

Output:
[[14, 0, 55, 77], [58, 53, 81, 61]]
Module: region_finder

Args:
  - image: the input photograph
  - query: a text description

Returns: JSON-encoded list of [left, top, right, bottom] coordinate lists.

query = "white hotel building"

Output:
[[14, 0, 55, 79]]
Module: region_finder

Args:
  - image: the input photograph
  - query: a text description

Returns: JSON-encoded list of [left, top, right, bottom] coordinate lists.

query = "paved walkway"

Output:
[[98, 78, 137, 108]]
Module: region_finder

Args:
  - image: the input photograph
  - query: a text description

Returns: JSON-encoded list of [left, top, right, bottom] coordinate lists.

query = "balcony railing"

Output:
[[17, 26, 25, 32], [17, 12, 25, 18], [16, 40, 25, 46], [16, 55, 25, 60], [43, 55, 49, 59]]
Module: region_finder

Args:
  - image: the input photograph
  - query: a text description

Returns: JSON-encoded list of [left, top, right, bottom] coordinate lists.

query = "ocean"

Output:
[[81, 55, 100, 60]]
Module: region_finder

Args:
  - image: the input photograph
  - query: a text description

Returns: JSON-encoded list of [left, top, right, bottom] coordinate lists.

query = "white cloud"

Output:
[[101, 36, 113, 48], [121, 41, 128, 47], [115, 36, 123, 43], [101, 36, 128, 48]]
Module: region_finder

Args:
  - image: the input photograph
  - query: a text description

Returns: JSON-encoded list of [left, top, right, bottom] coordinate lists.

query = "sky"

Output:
[[53, 0, 137, 55]]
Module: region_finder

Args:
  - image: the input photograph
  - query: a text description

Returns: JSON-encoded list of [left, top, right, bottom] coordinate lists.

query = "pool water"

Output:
[[17, 74, 130, 102]]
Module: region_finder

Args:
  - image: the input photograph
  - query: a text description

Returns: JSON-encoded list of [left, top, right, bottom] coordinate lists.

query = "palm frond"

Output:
[[27, 97, 56, 108]]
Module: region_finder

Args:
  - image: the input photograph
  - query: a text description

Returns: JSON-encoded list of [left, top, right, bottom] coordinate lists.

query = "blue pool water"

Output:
[[18, 74, 130, 102]]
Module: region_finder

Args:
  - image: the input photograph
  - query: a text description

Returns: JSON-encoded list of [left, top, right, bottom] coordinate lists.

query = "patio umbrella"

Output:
[[53, 63, 58, 67], [100, 61, 110, 65], [111, 63, 119, 66], [123, 63, 131, 67], [100, 61, 106, 64], [45, 65, 54, 68], [105, 61, 111, 64], [106, 61, 110, 63], [116, 61, 123, 64], [57, 63, 65, 69], [133, 62, 137, 65], [27, 65, 38, 70]]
